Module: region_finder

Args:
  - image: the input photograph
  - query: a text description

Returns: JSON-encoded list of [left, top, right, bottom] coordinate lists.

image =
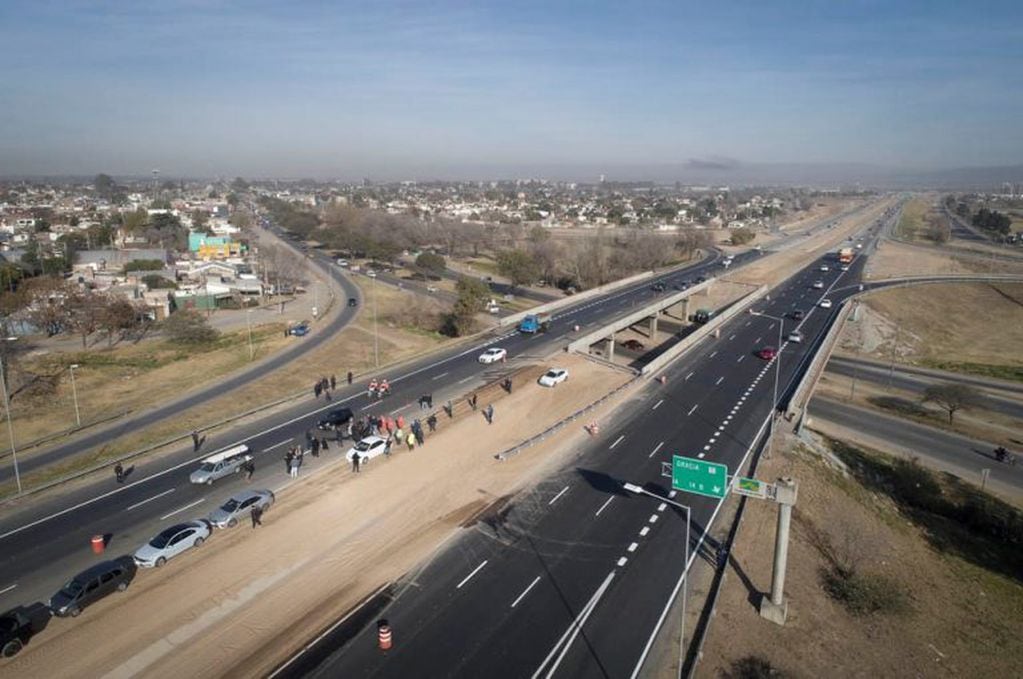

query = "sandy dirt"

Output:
[[696, 432, 1023, 678], [868, 238, 1023, 279], [1, 353, 634, 679]]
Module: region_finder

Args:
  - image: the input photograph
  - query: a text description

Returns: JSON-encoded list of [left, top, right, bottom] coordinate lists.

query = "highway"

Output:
[[270, 213, 894, 677]]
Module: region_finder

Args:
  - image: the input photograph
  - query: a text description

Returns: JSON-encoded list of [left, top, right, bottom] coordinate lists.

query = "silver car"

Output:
[[133, 520, 212, 568], [208, 489, 275, 529]]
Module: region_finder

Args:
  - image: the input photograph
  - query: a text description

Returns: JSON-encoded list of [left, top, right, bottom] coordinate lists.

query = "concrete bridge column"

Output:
[[606, 333, 615, 361], [648, 313, 658, 337]]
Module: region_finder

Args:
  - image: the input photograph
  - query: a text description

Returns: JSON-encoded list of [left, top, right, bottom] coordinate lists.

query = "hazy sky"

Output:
[[1, 1, 1021, 179]]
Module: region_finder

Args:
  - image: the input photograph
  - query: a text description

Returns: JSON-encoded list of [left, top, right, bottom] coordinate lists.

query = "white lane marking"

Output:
[[0, 584, 16, 596], [125, 488, 175, 512], [595, 496, 615, 517], [649, 514, 659, 523], [685, 372, 694, 381], [649, 441, 665, 458], [754, 337, 761, 344], [687, 404, 698, 416], [548, 486, 569, 506], [697, 452, 706, 458], [617, 556, 629, 566], [639, 526, 650, 536], [628, 542, 638, 552], [745, 321, 751, 326], [652, 399, 664, 410], [715, 376, 724, 385], [511, 575, 542, 608], [737, 355, 745, 363], [768, 323, 775, 330], [532, 570, 616, 679], [160, 498, 205, 521], [266, 439, 291, 451], [728, 334, 736, 340], [458, 376, 474, 384], [456, 560, 488, 589], [709, 350, 718, 358], [431, 372, 449, 380], [668, 490, 677, 498], [609, 435, 625, 450], [657, 503, 667, 512]]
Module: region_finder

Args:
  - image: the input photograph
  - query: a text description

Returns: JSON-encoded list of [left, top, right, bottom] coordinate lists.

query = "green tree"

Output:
[[162, 309, 219, 344], [922, 383, 981, 424], [190, 210, 209, 230], [444, 276, 490, 336], [124, 259, 165, 272], [141, 274, 177, 289], [730, 227, 756, 245], [496, 249, 540, 288], [415, 252, 446, 275], [94, 173, 117, 200]]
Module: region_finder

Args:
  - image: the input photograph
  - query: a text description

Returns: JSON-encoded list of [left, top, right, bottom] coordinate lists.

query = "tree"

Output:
[[67, 289, 107, 348], [496, 249, 540, 288], [190, 210, 209, 230], [231, 177, 249, 192], [415, 252, 446, 276], [161, 309, 219, 344], [229, 211, 253, 229], [94, 173, 117, 200], [443, 276, 490, 336], [124, 259, 165, 273], [730, 227, 756, 245], [141, 274, 177, 289], [99, 296, 141, 346], [922, 383, 981, 424]]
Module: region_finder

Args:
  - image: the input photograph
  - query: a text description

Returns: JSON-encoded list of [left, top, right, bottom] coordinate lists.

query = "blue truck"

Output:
[[519, 312, 551, 334]]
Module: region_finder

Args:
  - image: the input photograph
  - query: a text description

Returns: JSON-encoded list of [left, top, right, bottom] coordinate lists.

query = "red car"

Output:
[[757, 346, 777, 360]]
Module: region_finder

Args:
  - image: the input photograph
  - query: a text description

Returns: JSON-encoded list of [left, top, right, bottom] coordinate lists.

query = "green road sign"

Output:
[[672, 455, 728, 499], [733, 476, 768, 499]]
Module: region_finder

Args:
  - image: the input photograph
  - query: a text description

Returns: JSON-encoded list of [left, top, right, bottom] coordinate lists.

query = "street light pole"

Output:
[[373, 274, 379, 368], [623, 483, 691, 668], [246, 309, 254, 361], [0, 337, 21, 494], [69, 363, 81, 427]]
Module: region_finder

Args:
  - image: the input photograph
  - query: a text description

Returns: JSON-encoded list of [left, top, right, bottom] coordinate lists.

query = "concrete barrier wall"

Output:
[[640, 285, 768, 376], [785, 302, 852, 421]]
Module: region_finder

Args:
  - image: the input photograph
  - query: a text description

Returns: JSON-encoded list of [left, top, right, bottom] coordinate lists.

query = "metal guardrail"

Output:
[[784, 303, 852, 424]]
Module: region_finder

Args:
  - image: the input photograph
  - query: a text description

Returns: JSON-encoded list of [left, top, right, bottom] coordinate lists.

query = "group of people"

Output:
[[995, 446, 1017, 465], [367, 378, 392, 400], [313, 374, 338, 399]]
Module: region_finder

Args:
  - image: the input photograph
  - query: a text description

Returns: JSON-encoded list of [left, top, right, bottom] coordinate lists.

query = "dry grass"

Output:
[[869, 238, 1023, 278], [895, 197, 930, 240]]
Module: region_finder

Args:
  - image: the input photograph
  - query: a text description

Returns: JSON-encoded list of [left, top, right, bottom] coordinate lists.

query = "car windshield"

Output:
[[220, 499, 240, 512], [61, 579, 84, 597], [150, 528, 179, 549], [545, 371, 558, 378], [199, 462, 216, 472], [356, 440, 374, 451]]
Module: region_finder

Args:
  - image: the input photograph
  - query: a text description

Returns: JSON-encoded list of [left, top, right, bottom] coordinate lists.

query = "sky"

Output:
[[1, 0, 1022, 180]]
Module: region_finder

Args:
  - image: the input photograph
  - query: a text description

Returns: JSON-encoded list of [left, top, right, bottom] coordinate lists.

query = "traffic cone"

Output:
[[378, 620, 392, 651], [91, 535, 105, 555]]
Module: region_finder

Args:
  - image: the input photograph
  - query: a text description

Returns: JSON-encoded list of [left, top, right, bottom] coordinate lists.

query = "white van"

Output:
[[189, 445, 252, 485]]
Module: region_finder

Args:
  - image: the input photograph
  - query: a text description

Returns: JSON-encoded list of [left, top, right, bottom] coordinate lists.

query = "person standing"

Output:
[[394, 426, 404, 445], [330, 374, 337, 390], [284, 450, 294, 474], [251, 504, 263, 528], [384, 438, 392, 457], [244, 460, 255, 481], [396, 414, 406, 430], [289, 454, 300, 478], [426, 414, 438, 432], [114, 462, 125, 484], [320, 436, 330, 452], [485, 403, 495, 424], [314, 382, 322, 399], [352, 451, 361, 473], [310, 437, 320, 457], [191, 430, 201, 451], [368, 378, 378, 398], [406, 431, 417, 452], [347, 370, 353, 385]]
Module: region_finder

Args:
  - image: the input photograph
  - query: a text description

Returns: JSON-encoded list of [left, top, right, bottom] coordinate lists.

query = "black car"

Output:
[[651, 282, 666, 292], [790, 309, 805, 321], [694, 275, 708, 284], [317, 407, 354, 430], [1, 603, 51, 658], [49, 556, 136, 618], [347, 297, 358, 307]]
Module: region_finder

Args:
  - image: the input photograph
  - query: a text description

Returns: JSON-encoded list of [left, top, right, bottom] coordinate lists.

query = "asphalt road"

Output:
[[0, 223, 362, 484], [809, 397, 1023, 493], [0, 199, 887, 671], [271, 209, 894, 678]]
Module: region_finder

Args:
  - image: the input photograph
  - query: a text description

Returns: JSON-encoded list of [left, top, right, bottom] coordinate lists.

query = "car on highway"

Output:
[[336, 258, 349, 267], [133, 520, 212, 568], [190, 445, 253, 485], [819, 265, 829, 272], [819, 299, 833, 309], [426, 285, 438, 293], [317, 407, 354, 430], [621, 339, 645, 351], [790, 309, 805, 321], [478, 347, 508, 364], [756, 346, 778, 360], [787, 330, 804, 343], [651, 282, 666, 292], [812, 281, 824, 289], [346, 435, 388, 464], [840, 265, 849, 272], [538, 368, 569, 387], [50, 557, 137, 617], [208, 490, 275, 529], [348, 297, 358, 307], [366, 270, 377, 278]]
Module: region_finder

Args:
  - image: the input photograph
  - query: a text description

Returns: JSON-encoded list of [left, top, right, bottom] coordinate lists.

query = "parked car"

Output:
[[812, 281, 824, 289], [189, 445, 252, 485], [621, 339, 645, 351], [0, 603, 51, 658], [50, 557, 137, 617], [336, 259, 349, 267], [538, 368, 569, 387], [757, 346, 778, 360], [208, 490, 275, 529], [478, 347, 508, 364], [289, 322, 310, 336], [133, 520, 212, 568], [317, 407, 354, 430], [346, 435, 388, 464], [819, 299, 833, 309], [787, 331, 804, 343]]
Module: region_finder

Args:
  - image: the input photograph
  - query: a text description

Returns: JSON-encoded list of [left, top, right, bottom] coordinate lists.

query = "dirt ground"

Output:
[[868, 239, 1023, 278], [1, 353, 633, 679], [696, 432, 1023, 678]]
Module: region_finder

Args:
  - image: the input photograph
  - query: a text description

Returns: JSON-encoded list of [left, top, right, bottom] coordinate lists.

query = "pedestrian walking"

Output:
[[427, 414, 438, 432], [485, 403, 495, 424], [347, 370, 353, 385], [352, 451, 361, 473], [469, 393, 478, 411], [445, 400, 453, 418], [412, 419, 423, 442], [406, 431, 417, 452], [251, 505, 263, 528], [244, 460, 255, 481], [503, 377, 513, 394], [384, 439, 392, 456], [114, 462, 125, 484], [191, 429, 201, 452], [330, 374, 337, 390]]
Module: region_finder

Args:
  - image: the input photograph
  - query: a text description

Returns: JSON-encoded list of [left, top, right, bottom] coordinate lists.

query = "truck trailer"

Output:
[[519, 313, 551, 334]]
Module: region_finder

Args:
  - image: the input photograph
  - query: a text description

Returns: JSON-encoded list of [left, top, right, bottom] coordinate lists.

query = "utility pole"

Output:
[[759, 477, 798, 625], [0, 338, 21, 494], [373, 274, 379, 368], [246, 310, 254, 361], [69, 363, 81, 427]]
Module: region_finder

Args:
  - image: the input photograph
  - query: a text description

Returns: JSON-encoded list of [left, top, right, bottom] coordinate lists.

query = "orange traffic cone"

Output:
[[378, 621, 392, 651]]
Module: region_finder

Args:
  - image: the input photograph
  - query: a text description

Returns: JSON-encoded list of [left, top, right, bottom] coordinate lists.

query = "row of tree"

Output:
[[971, 208, 1012, 235]]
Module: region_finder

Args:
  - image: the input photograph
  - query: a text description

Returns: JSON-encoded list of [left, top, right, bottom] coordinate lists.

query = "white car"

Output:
[[366, 270, 377, 278], [819, 299, 833, 309], [133, 520, 212, 568], [787, 331, 804, 343], [336, 258, 349, 267], [346, 435, 388, 464], [819, 265, 829, 272], [812, 281, 824, 289], [426, 285, 438, 293], [478, 347, 508, 364], [840, 265, 849, 272], [538, 368, 569, 387]]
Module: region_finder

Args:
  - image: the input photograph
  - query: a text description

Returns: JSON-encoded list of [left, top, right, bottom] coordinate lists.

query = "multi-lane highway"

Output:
[[270, 217, 892, 677]]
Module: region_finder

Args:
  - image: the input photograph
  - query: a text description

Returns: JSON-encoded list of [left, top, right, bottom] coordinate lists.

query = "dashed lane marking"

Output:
[[160, 498, 205, 521], [617, 557, 629, 567], [609, 435, 625, 449], [715, 377, 724, 385], [628, 542, 638, 553], [652, 399, 664, 410], [595, 496, 615, 517], [126, 488, 175, 512], [687, 404, 698, 416], [685, 372, 695, 381], [456, 560, 488, 589], [510, 575, 542, 608], [649, 441, 665, 458], [548, 486, 569, 506], [640, 526, 650, 536]]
